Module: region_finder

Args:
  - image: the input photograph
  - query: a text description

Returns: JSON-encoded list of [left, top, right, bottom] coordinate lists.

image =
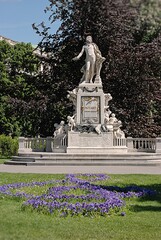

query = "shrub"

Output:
[[0, 134, 18, 157]]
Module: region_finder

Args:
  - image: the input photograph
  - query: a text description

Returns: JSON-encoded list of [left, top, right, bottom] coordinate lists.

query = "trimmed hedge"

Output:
[[0, 135, 18, 157]]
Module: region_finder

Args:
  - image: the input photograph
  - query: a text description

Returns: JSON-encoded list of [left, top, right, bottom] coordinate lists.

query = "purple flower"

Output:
[[0, 174, 156, 217], [121, 212, 126, 216]]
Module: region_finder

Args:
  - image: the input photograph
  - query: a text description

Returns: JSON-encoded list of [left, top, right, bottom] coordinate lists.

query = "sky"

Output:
[[0, 0, 59, 45]]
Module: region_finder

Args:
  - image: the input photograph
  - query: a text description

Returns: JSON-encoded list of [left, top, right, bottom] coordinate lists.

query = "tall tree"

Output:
[[0, 40, 47, 136], [132, 0, 161, 43], [33, 0, 161, 137]]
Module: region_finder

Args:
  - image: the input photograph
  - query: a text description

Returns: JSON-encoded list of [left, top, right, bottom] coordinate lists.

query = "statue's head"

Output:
[[86, 35, 92, 43], [60, 121, 65, 125]]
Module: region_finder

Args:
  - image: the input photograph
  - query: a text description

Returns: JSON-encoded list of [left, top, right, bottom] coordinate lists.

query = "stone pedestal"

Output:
[[65, 80, 128, 154], [67, 131, 127, 154], [76, 83, 105, 126]]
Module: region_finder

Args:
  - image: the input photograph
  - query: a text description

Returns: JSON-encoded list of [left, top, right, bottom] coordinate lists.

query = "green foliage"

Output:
[[0, 40, 47, 137], [0, 135, 18, 157], [132, 0, 161, 43]]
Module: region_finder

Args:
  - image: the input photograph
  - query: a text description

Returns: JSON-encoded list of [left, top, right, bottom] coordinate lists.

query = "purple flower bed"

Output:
[[0, 174, 156, 217]]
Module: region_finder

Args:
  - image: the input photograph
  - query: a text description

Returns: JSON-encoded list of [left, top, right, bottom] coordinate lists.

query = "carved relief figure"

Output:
[[67, 115, 76, 131], [72, 36, 105, 84], [67, 88, 77, 111], [104, 93, 112, 108], [109, 113, 118, 124], [104, 108, 112, 124], [53, 121, 65, 138], [114, 128, 125, 139]]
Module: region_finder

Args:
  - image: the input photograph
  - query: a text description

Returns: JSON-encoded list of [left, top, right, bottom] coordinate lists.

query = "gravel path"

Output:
[[0, 164, 161, 174]]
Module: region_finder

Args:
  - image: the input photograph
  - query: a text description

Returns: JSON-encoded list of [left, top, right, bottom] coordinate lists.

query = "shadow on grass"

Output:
[[98, 183, 161, 213], [138, 183, 161, 203], [131, 205, 161, 212]]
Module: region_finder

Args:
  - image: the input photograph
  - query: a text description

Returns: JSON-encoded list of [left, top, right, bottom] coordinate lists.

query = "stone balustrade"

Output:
[[19, 137, 46, 153], [126, 137, 160, 153], [18, 136, 161, 153], [113, 138, 126, 147], [18, 136, 68, 153]]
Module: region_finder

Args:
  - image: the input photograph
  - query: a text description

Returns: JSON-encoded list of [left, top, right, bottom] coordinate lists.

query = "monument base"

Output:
[[67, 147, 127, 154], [67, 131, 127, 154]]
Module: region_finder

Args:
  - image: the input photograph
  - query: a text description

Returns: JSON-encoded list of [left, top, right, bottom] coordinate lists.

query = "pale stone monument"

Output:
[[53, 36, 127, 153]]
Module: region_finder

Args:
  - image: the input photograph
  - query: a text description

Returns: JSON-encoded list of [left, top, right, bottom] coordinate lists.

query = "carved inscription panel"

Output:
[[81, 96, 100, 124]]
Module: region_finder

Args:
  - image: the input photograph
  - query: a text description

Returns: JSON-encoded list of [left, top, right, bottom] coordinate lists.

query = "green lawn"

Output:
[[0, 173, 161, 240]]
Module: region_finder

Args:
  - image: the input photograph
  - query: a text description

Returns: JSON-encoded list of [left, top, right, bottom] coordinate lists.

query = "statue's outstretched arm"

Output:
[[72, 46, 84, 61]]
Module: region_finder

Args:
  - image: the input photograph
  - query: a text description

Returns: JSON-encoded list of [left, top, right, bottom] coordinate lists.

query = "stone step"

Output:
[[16, 152, 161, 159], [13, 156, 161, 162], [12, 157, 35, 162], [18, 152, 156, 156], [4, 159, 161, 166], [4, 160, 28, 166], [6, 152, 161, 166]]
